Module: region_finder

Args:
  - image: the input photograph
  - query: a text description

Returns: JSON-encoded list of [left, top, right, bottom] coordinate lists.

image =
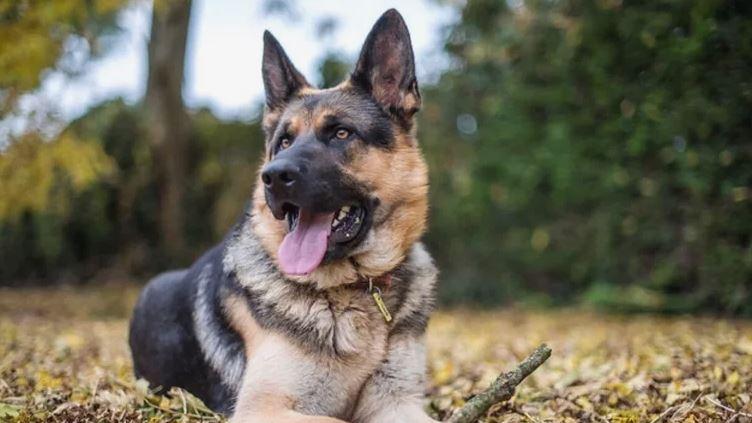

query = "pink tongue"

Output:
[[278, 210, 335, 275]]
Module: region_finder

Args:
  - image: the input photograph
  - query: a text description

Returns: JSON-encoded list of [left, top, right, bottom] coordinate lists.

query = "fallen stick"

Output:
[[446, 344, 552, 423]]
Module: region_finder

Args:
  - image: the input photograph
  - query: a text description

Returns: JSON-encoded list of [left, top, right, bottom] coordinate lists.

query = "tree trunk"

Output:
[[145, 0, 192, 261]]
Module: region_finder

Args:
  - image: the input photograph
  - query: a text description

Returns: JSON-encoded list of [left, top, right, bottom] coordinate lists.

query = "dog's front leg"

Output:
[[231, 379, 351, 423], [231, 397, 348, 423], [230, 335, 351, 423], [352, 333, 439, 423]]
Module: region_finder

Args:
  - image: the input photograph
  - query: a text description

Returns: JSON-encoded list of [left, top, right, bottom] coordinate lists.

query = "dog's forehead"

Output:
[[279, 88, 382, 128]]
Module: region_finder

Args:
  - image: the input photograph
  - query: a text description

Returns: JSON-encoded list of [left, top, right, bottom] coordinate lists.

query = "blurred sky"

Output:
[[45, 0, 456, 122]]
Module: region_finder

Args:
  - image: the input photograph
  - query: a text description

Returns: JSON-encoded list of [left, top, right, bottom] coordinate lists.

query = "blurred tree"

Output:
[[314, 14, 349, 89], [0, 132, 114, 222], [145, 0, 193, 261], [0, 0, 132, 279], [0, 0, 130, 115], [262, 0, 299, 20], [422, 0, 752, 314], [317, 52, 350, 88], [0, 0, 264, 283], [0, 98, 266, 283], [3, 0, 751, 318]]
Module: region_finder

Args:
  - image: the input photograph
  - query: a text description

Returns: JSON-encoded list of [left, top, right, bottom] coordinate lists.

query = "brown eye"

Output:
[[335, 128, 350, 140], [280, 137, 291, 150]]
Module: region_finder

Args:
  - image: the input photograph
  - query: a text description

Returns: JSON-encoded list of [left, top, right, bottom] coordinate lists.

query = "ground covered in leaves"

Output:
[[0, 284, 750, 422]]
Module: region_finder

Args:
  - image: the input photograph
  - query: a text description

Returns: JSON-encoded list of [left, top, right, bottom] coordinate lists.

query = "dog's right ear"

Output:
[[350, 9, 420, 124], [262, 31, 310, 110]]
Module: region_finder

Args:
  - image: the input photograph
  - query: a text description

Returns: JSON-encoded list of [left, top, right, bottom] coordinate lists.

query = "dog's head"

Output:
[[250, 9, 428, 288]]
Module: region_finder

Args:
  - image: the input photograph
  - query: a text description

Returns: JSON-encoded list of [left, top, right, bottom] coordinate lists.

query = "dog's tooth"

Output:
[[338, 210, 347, 220], [341, 205, 351, 214]]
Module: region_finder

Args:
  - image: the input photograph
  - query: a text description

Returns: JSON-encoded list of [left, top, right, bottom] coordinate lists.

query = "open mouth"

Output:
[[285, 204, 366, 245], [277, 202, 369, 276]]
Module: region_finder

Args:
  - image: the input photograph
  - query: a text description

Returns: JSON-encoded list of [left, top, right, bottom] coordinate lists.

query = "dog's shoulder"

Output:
[[186, 241, 247, 392], [388, 242, 438, 337]]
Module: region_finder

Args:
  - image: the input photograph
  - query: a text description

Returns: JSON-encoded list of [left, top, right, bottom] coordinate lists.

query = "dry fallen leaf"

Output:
[[1, 285, 751, 422]]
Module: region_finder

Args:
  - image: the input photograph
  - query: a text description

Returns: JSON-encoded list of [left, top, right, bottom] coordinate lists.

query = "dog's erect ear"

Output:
[[351, 9, 421, 123], [262, 31, 310, 110]]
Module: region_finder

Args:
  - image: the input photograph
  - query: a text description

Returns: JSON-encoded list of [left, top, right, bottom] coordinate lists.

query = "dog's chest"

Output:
[[313, 287, 391, 355], [242, 289, 392, 418], [223, 229, 437, 418], [295, 291, 391, 416], [236, 260, 396, 357]]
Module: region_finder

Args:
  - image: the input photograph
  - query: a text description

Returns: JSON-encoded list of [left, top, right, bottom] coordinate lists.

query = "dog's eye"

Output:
[[279, 137, 292, 150], [334, 128, 350, 140]]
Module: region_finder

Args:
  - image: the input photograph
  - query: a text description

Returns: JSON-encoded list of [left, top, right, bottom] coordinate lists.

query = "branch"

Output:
[[446, 344, 552, 423]]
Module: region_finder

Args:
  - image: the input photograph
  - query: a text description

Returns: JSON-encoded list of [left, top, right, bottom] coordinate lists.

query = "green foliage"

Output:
[[0, 132, 114, 222], [0, 0, 130, 114], [421, 0, 752, 314], [317, 52, 350, 88], [0, 129, 115, 278], [0, 100, 264, 282], [2, 0, 751, 316]]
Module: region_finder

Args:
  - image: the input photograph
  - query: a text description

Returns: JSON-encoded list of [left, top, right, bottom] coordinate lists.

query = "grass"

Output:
[[0, 284, 750, 422]]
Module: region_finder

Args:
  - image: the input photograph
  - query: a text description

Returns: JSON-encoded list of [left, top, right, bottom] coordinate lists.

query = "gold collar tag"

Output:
[[367, 278, 392, 323]]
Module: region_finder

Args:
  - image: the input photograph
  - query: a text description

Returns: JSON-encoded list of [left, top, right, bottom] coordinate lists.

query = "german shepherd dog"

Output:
[[129, 9, 439, 423]]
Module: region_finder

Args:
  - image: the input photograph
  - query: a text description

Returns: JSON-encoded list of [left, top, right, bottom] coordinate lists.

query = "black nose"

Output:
[[261, 159, 300, 191]]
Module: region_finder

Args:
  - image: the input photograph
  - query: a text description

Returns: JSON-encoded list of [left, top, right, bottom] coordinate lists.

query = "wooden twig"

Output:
[[446, 344, 552, 423], [705, 396, 752, 419], [650, 403, 680, 423]]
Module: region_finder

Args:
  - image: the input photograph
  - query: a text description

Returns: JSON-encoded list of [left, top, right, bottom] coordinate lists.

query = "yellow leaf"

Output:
[[727, 371, 740, 386], [575, 396, 593, 411], [35, 370, 62, 390], [432, 360, 455, 385], [713, 366, 723, 381]]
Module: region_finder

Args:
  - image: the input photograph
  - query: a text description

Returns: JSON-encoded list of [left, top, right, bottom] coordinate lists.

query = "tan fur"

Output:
[[344, 130, 428, 276], [400, 91, 421, 117], [224, 294, 265, 352], [352, 333, 438, 423], [262, 110, 281, 137], [232, 392, 348, 423], [228, 292, 390, 422], [230, 331, 438, 423], [288, 114, 305, 134]]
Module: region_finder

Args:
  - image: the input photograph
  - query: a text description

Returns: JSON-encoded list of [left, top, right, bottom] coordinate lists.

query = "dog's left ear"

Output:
[[351, 9, 421, 123], [262, 30, 310, 110]]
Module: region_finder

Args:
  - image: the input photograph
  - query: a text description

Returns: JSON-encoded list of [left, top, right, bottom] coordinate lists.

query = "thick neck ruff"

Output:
[[222, 219, 438, 356]]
